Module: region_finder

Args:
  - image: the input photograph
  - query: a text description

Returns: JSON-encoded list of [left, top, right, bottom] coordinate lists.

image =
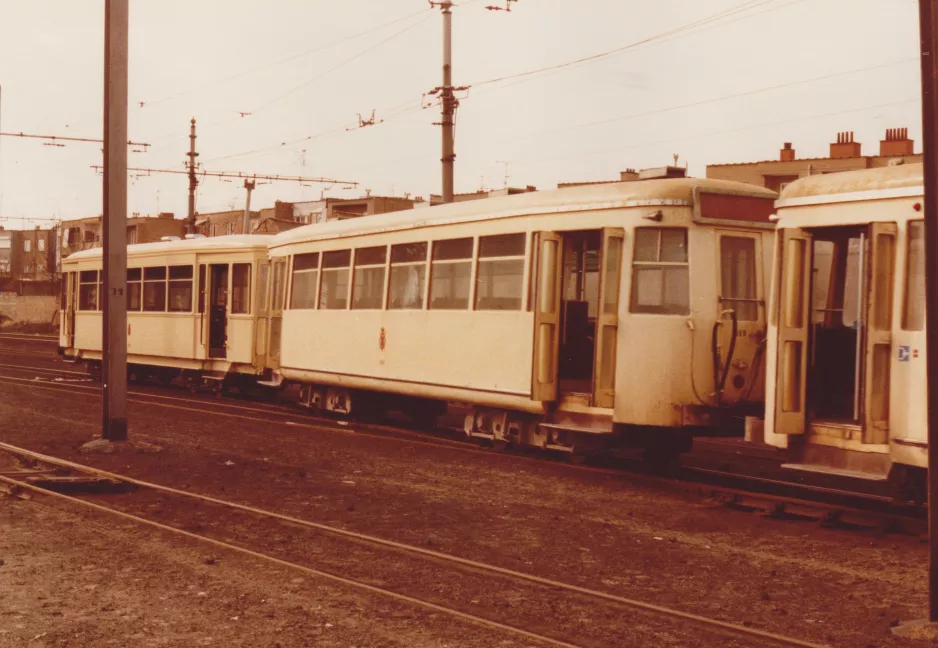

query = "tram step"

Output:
[[539, 420, 613, 435], [781, 463, 889, 482]]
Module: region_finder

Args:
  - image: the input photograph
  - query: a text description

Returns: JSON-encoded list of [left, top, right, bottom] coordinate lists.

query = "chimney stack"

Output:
[[620, 168, 639, 181], [830, 131, 861, 158], [780, 142, 795, 162], [879, 127, 914, 157]]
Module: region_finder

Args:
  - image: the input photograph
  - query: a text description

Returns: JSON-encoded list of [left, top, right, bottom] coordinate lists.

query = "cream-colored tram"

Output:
[[60, 235, 273, 391], [264, 174, 777, 457], [764, 163, 927, 492]]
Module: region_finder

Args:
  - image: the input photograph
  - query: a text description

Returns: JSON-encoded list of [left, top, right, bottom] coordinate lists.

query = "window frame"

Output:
[[903, 219, 925, 331], [629, 226, 691, 316], [351, 245, 388, 310], [319, 249, 352, 310], [429, 237, 475, 311], [718, 234, 760, 322], [474, 233, 527, 311], [231, 263, 252, 315], [290, 252, 321, 310], [388, 242, 430, 310]]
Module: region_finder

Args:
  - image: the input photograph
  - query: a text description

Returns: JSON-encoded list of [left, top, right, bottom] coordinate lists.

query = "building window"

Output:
[[231, 264, 251, 314], [291, 253, 320, 310], [630, 227, 690, 315], [319, 249, 351, 309], [352, 246, 387, 309], [143, 266, 167, 311], [38, 238, 46, 252], [719, 236, 758, 321], [429, 237, 473, 309], [168, 265, 194, 312], [225, 222, 235, 235], [904, 220, 925, 330], [127, 226, 138, 245], [127, 268, 142, 310], [78, 270, 99, 311], [389, 243, 427, 309], [475, 233, 525, 311], [23, 239, 31, 253]]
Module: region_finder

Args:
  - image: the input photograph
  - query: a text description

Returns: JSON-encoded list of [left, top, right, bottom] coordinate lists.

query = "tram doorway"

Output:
[[208, 263, 229, 359]]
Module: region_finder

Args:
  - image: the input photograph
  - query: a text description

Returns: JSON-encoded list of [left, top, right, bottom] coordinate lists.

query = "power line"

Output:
[[0, 131, 151, 150], [89, 165, 358, 187]]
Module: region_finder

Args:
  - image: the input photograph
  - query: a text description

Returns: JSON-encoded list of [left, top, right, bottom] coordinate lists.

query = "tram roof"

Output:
[[777, 163, 923, 207], [271, 177, 777, 248], [63, 234, 274, 262]]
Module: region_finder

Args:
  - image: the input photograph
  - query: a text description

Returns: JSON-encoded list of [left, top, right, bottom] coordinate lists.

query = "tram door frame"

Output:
[[592, 228, 624, 408], [254, 261, 271, 369], [265, 257, 287, 371], [63, 271, 76, 348], [208, 263, 229, 359]]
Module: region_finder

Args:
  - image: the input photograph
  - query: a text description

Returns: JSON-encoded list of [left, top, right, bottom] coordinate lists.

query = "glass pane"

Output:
[[354, 246, 386, 267], [144, 266, 167, 280], [905, 221, 925, 330], [198, 265, 206, 314], [660, 229, 688, 263], [391, 242, 427, 264], [432, 238, 473, 261], [429, 261, 471, 309], [322, 249, 351, 269], [232, 263, 251, 314], [479, 233, 525, 258], [389, 265, 425, 309], [169, 265, 193, 280], [79, 284, 97, 311], [127, 282, 141, 311], [352, 266, 386, 309], [291, 270, 318, 310], [168, 281, 193, 312], [256, 264, 269, 313], [782, 238, 806, 329], [633, 229, 659, 262], [127, 268, 141, 281], [812, 240, 835, 325], [294, 252, 319, 272], [602, 237, 622, 316], [599, 324, 617, 390], [319, 268, 350, 309], [539, 239, 558, 314], [143, 281, 166, 312], [475, 258, 524, 310], [842, 237, 862, 329], [272, 262, 285, 311], [269, 317, 282, 359], [720, 236, 757, 321], [870, 233, 895, 331], [80, 270, 97, 283], [630, 267, 689, 315]]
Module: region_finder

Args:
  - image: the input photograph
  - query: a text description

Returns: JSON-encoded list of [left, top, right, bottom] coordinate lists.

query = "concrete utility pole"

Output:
[[187, 117, 199, 234], [101, 0, 129, 442], [429, 1, 463, 204], [241, 178, 256, 234]]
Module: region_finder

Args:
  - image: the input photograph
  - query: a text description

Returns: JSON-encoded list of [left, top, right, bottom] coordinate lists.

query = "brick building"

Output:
[[61, 212, 185, 258], [292, 195, 418, 224], [706, 128, 922, 192]]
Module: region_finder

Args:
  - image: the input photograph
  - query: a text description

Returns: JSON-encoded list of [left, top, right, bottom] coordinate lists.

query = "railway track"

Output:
[[0, 360, 927, 537], [0, 442, 827, 648]]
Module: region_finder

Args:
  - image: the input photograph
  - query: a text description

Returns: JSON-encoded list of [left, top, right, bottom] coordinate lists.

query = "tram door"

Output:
[[63, 271, 76, 348], [532, 228, 623, 406], [266, 258, 287, 370], [254, 262, 270, 369], [208, 264, 229, 359], [774, 224, 896, 444]]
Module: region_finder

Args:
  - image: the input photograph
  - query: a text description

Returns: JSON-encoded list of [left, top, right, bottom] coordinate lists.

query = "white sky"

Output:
[[0, 0, 923, 227]]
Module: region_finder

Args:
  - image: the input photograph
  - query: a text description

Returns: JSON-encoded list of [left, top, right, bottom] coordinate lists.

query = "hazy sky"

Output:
[[0, 0, 922, 226]]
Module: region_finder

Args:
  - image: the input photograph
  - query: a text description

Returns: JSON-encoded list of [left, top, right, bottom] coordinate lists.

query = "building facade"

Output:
[[61, 213, 185, 258], [292, 195, 418, 224], [706, 128, 922, 191]]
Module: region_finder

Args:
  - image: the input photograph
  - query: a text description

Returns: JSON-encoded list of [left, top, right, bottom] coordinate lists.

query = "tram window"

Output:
[[352, 246, 387, 310], [231, 263, 251, 314], [475, 233, 525, 310], [78, 270, 98, 311], [320, 249, 351, 310], [389, 242, 427, 309], [127, 267, 142, 311], [630, 228, 689, 315], [143, 266, 167, 312], [168, 265, 194, 313], [720, 236, 758, 321], [430, 238, 473, 310], [290, 253, 319, 310], [904, 220, 925, 330]]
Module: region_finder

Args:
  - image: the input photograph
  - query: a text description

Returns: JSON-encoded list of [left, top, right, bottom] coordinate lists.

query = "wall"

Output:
[[0, 293, 57, 325]]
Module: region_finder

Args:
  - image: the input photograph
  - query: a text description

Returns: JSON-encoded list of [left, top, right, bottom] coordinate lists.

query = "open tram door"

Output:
[[265, 258, 287, 370], [772, 223, 897, 474], [62, 271, 77, 349], [253, 261, 271, 369], [208, 263, 229, 359]]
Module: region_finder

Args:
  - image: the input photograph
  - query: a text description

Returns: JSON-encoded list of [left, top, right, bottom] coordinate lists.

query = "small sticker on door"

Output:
[[898, 346, 911, 362]]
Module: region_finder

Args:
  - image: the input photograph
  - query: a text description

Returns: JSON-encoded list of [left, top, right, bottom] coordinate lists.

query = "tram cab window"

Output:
[[430, 238, 473, 310], [320, 249, 351, 310], [143, 266, 167, 312], [168, 265, 194, 313], [231, 264, 251, 314], [904, 220, 925, 330], [127, 268, 142, 311], [719, 236, 758, 321], [78, 270, 99, 311], [475, 233, 525, 311], [291, 253, 319, 310], [352, 246, 387, 310], [389, 243, 427, 309], [630, 228, 689, 315]]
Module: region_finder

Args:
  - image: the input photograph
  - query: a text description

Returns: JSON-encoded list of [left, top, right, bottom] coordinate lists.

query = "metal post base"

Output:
[[103, 418, 128, 442]]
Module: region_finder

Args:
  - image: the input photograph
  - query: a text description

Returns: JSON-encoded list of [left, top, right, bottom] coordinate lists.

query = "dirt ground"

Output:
[[1, 343, 936, 647]]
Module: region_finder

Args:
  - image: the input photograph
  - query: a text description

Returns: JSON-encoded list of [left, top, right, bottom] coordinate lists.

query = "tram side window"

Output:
[[430, 237, 473, 310], [78, 270, 99, 311], [127, 268, 142, 311], [319, 249, 351, 310], [231, 263, 251, 314], [168, 265, 194, 313], [143, 266, 167, 312], [352, 246, 387, 310], [475, 233, 525, 310], [290, 253, 319, 310], [389, 243, 427, 309], [904, 220, 925, 330], [629, 228, 689, 315], [719, 236, 758, 321]]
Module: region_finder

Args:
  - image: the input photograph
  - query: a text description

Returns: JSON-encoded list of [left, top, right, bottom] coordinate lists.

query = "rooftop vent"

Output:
[[638, 166, 687, 180]]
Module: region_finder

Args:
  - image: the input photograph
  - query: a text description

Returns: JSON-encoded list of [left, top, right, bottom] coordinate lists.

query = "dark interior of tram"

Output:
[[559, 230, 601, 395]]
